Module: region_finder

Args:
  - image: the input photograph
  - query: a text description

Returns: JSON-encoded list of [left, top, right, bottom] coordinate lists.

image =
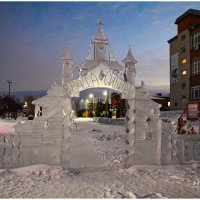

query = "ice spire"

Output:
[[92, 20, 109, 61], [122, 46, 137, 84], [95, 20, 105, 40], [60, 47, 73, 61], [122, 46, 137, 64]]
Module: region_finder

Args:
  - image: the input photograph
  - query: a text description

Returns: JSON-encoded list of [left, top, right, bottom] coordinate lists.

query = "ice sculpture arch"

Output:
[[60, 59, 137, 168], [63, 63, 135, 99], [0, 21, 164, 169]]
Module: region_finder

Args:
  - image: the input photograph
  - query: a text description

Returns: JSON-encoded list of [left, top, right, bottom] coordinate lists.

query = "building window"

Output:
[[191, 86, 200, 99], [182, 70, 187, 75], [192, 59, 200, 75], [181, 47, 186, 53], [192, 32, 200, 50], [181, 58, 187, 64], [181, 83, 186, 88], [182, 95, 186, 100], [175, 102, 178, 107], [181, 35, 185, 40]]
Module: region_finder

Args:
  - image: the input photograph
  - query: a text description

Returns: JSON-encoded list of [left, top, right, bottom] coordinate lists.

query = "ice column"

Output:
[[122, 47, 137, 160], [60, 47, 74, 168]]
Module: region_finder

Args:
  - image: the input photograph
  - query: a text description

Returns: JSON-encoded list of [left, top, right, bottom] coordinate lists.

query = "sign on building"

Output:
[[188, 103, 199, 119]]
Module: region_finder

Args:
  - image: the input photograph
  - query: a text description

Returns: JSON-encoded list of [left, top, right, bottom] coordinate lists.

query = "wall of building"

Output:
[[169, 10, 200, 110], [170, 29, 190, 110], [190, 24, 200, 105]]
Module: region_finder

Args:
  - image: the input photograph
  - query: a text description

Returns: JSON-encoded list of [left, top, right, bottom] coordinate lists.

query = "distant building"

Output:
[[168, 9, 200, 110], [111, 92, 126, 118], [111, 92, 170, 114], [151, 94, 170, 111]]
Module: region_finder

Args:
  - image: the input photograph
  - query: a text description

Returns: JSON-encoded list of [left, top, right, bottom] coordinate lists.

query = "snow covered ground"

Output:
[[0, 115, 200, 198], [0, 163, 200, 198], [70, 119, 127, 170], [0, 119, 17, 134]]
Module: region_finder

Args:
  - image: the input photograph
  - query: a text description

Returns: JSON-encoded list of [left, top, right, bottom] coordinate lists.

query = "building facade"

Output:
[[168, 9, 200, 110]]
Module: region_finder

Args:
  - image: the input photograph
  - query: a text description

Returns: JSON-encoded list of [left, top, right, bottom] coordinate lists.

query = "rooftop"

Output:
[[167, 35, 178, 43], [175, 9, 200, 24]]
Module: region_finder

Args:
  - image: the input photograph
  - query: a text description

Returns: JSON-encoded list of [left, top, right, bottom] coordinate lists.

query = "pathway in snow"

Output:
[[70, 119, 127, 171]]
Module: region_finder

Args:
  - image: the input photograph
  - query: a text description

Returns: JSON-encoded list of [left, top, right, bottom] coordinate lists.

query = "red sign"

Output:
[[187, 103, 199, 119]]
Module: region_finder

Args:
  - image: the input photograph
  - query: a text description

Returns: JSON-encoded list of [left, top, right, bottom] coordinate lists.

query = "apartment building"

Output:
[[168, 9, 200, 110]]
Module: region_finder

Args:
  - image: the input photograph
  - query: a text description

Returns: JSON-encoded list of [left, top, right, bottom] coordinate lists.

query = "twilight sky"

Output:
[[0, 2, 200, 93]]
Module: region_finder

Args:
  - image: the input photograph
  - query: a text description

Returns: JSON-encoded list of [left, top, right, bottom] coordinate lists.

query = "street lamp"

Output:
[[89, 94, 93, 98], [7, 80, 13, 118], [103, 91, 108, 97]]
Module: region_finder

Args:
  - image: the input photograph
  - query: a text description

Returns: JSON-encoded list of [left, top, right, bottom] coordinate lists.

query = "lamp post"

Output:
[[89, 93, 95, 117], [85, 99, 89, 118], [103, 90, 109, 117], [7, 80, 13, 118]]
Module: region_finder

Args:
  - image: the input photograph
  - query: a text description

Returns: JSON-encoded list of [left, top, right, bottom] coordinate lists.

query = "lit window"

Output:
[[168, 102, 170, 107], [182, 59, 187, 64], [182, 70, 187, 75]]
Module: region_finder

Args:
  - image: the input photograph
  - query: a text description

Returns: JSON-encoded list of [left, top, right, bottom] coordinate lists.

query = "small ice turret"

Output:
[[60, 47, 74, 85], [122, 46, 137, 85]]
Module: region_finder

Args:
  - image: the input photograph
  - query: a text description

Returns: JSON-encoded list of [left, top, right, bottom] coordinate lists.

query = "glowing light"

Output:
[[103, 91, 108, 96], [182, 59, 186, 64], [89, 94, 94, 98], [23, 101, 28, 108], [168, 101, 170, 107], [182, 70, 187, 75]]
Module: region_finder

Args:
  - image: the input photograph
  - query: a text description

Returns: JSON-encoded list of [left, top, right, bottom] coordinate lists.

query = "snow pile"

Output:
[[101, 184, 137, 198], [1, 164, 200, 198], [9, 165, 70, 183], [101, 184, 167, 198]]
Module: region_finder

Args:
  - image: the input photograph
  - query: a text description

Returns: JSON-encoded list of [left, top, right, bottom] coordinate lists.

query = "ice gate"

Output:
[[0, 21, 179, 169]]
